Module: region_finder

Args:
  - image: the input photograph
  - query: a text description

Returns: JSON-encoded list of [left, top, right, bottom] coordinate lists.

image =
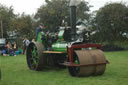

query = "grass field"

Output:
[[0, 51, 128, 85]]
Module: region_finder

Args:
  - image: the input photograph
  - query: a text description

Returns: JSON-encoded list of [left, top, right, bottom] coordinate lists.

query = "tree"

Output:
[[10, 14, 35, 39], [35, 0, 90, 31], [0, 4, 15, 38], [91, 3, 128, 42]]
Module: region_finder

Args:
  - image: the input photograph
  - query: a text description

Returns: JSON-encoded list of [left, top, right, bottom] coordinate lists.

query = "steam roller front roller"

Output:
[[26, 42, 47, 71], [68, 49, 107, 77]]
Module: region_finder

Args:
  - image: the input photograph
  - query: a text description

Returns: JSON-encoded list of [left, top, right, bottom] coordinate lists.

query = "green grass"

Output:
[[0, 51, 128, 85]]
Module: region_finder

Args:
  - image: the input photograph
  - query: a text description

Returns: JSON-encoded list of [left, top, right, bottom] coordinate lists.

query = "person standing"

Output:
[[36, 23, 45, 40], [23, 38, 30, 54]]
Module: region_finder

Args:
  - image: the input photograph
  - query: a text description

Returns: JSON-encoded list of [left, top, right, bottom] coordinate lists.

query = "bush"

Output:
[[114, 41, 128, 50], [103, 43, 124, 51]]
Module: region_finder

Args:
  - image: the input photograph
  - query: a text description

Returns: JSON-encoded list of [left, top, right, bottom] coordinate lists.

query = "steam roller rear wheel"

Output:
[[26, 42, 46, 71], [68, 49, 106, 77]]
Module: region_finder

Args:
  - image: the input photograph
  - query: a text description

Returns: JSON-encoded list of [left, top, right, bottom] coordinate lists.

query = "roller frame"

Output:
[[63, 43, 108, 67]]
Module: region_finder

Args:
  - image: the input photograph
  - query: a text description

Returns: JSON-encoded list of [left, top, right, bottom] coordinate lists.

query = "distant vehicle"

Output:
[[0, 38, 6, 51]]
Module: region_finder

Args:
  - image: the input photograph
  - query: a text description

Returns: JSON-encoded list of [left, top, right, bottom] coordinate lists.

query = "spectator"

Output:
[[1, 50, 6, 56], [6, 42, 13, 54], [6, 42, 15, 56], [13, 42, 18, 51], [23, 38, 30, 54]]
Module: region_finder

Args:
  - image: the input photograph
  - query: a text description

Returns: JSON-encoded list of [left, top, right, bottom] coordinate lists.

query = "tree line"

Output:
[[0, 0, 128, 45]]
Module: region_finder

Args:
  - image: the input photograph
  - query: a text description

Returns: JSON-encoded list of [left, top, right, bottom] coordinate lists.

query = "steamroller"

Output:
[[26, 0, 109, 77]]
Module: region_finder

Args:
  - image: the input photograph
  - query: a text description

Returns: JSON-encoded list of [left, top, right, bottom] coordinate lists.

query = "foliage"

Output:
[[0, 4, 15, 38], [1, 51, 128, 85], [35, 0, 90, 31], [114, 40, 128, 50], [91, 3, 128, 42], [9, 14, 35, 39], [103, 43, 124, 51]]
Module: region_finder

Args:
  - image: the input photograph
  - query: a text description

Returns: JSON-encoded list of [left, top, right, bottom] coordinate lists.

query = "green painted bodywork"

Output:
[[52, 29, 67, 52], [58, 30, 64, 41], [36, 29, 68, 52], [36, 32, 46, 46], [37, 32, 43, 43], [52, 42, 67, 52]]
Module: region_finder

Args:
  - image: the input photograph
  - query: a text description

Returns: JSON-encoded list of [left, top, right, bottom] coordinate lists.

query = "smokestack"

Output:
[[70, 0, 80, 6], [69, 0, 80, 40]]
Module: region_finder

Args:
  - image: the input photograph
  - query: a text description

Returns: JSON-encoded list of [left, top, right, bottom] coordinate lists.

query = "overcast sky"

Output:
[[0, 0, 128, 15]]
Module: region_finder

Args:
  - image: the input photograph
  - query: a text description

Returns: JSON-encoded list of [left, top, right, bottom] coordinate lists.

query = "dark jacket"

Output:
[[36, 27, 42, 38]]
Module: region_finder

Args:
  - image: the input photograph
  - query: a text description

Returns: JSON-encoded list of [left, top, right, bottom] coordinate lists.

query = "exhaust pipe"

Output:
[[70, 0, 80, 40]]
